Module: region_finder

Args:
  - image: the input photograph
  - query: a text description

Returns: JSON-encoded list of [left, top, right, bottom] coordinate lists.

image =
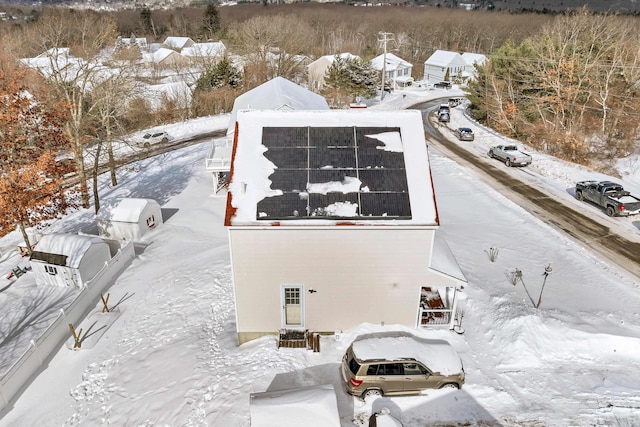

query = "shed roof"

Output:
[[249, 384, 341, 427], [31, 233, 105, 268], [225, 109, 438, 226], [110, 198, 160, 223]]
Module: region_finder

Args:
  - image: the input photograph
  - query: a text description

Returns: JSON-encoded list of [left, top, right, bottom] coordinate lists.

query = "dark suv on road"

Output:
[[434, 81, 452, 89]]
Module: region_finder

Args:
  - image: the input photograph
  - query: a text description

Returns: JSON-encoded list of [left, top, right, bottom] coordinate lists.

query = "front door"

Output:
[[282, 285, 304, 328]]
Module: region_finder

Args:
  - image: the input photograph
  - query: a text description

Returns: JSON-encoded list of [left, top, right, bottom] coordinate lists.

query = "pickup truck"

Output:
[[575, 180, 640, 217], [488, 144, 532, 167]]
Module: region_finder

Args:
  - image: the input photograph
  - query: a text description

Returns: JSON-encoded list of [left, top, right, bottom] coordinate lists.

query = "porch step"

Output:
[[277, 329, 321, 352]]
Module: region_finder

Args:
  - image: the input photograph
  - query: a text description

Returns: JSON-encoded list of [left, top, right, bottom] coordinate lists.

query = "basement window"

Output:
[[45, 265, 57, 275]]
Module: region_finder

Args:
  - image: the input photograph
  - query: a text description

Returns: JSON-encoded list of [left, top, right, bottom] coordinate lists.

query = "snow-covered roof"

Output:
[[226, 77, 330, 135], [371, 52, 412, 72], [226, 109, 438, 226], [163, 37, 194, 50], [324, 52, 358, 63], [181, 42, 226, 57], [430, 233, 467, 283], [32, 233, 105, 269], [424, 50, 466, 67], [461, 52, 487, 66], [249, 384, 341, 427], [144, 48, 180, 64], [109, 198, 160, 223], [351, 331, 463, 375]]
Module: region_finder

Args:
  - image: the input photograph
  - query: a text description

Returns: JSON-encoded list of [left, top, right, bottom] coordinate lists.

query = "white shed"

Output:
[[249, 385, 341, 427], [29, 233, 111, 288], [99, 198, 163, 241]]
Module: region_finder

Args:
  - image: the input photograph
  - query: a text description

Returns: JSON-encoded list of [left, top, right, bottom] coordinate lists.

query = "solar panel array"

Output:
[[258, 126, 411, 220]]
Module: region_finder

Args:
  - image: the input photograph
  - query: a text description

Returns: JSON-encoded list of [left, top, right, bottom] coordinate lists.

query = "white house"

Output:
[[370, 52, 413, 89], [307, 53, 359, 91], [461, 52, 488, 82], [98, 198, 163, 241], [29, 234, 112, 288], [423, 50, 467, 84], [225, 76, 330, 136], [225, 109, 467, 344]]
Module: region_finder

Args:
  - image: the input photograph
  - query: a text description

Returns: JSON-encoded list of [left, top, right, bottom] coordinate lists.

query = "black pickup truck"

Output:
[[575, 180, 640, 217]]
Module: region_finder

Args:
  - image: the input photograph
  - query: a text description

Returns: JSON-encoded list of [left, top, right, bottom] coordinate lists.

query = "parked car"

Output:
[[341, 331, 465, 399], [448, 97, 463, 107], [438, 103, 450, 115], [575, 180, 640, 217], [437, 111, 450, 123], [434, 81, 452, 89], [454, 127, 474, 141], [488, 144, 532, 167], [134, 131, 169, 148]]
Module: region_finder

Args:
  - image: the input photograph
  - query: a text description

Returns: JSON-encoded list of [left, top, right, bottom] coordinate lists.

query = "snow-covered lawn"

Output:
[[1, 87, 639, 426]]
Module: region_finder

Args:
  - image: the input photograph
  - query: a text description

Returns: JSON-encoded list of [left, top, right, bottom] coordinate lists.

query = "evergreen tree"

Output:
[[323, 56, 378, 100], [195, 57, 243, 91]]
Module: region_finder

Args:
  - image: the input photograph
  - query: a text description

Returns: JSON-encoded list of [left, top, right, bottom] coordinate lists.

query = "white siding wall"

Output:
[[230, 227, 459, 341]]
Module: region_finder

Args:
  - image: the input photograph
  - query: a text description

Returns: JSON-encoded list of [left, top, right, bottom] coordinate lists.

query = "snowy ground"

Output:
[[1, 87, 640, 426]]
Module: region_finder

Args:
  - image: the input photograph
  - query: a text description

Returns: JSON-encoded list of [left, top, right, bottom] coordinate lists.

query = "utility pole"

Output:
[[378, 31, 394, 101]]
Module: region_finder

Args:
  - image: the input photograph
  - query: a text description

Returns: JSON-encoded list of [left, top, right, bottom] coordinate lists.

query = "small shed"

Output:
[[29, 233, 111, 288], [99, 198, 163, 241], [249, 384, 341, 427]]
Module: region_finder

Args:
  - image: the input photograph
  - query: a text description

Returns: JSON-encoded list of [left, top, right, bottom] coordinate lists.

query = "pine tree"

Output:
[[195, 57, 243, 91]]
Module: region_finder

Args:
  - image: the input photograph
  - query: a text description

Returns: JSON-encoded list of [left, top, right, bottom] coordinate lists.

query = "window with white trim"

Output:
[[45, 265, 57, 275]]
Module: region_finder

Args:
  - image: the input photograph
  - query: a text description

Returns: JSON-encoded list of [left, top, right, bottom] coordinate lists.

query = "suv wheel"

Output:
[[363, 389, 383, 399], [439, 383, 460, 390], [606, 206, 616, 217], [575, 191, 583, 201]]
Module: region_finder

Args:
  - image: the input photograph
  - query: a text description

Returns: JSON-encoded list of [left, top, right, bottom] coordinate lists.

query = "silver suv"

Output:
[[341, 331, 464, 399]]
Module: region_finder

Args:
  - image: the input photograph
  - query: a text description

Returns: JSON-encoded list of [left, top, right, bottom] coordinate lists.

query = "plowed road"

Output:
[[413, 101, 640, 280]]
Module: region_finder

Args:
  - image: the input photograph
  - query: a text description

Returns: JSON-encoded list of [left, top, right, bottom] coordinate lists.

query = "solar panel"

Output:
[[258, 126, 411, 220]]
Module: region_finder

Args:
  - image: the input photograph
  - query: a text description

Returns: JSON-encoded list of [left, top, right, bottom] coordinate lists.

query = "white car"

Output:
[[134, 131, 169, 148]]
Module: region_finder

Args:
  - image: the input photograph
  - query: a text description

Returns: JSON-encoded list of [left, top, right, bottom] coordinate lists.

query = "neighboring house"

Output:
[[162, 36, 195, 51], [180, 41, 226, 59], [98, 198, 163, 241], [370, 52, 413, 89], [143, 47, 184, 67], [307, 52, 359, 91], [461, 52, 488, 82], [19, 48, 85, 82], [225, 76, 330, 136], [225, 109, 467, 344], [29, 234, 112, 288], [206, 77, 329, 192], [423, 50, 467, 84]]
